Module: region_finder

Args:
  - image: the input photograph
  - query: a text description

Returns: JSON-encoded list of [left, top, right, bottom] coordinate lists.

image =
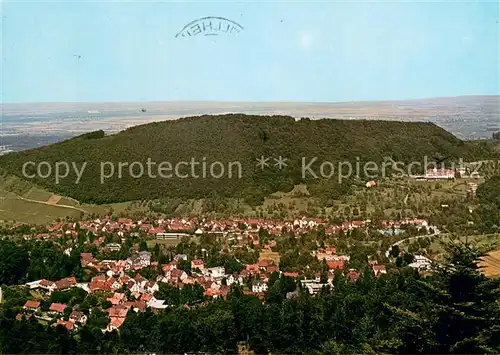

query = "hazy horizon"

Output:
[[2, 94, 500, 106], [1, 96, 498, 143]]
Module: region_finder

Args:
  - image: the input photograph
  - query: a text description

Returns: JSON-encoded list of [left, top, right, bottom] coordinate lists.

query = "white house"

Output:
[[105, 243, 121, 252], [203, 266, 225, 279], [408, 255, 432, 270], [251, 280, 268, 293], [226, 274, 244, 286], [138, 251, 152, 266], [148, 298, 169, 309], [69, 311, 88, 326], [300, 280, 330, 295], [25, 280, 42, 289], [144, 281, 159, 294]]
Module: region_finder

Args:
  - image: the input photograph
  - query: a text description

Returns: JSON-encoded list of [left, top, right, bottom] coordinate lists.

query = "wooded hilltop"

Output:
[[0, 114, 495, 204]]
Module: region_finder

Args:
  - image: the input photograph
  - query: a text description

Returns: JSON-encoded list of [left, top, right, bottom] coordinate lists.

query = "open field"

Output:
[[146, 239, 183, 248], [172, 178, 473, 220], [394, 234, 500, 262], [46, 194, 62, 204], [24, 187, 54, 202], [0, 190, 82, 225], [0, 169, 485, 225], [57, 196, 79, 206], [147, 235, 200, 248], [427, 234, 500, 254], [0, 174, 144, 225], [479, 249, 500, 278]]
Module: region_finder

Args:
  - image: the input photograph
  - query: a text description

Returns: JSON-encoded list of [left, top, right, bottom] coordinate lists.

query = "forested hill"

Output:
[[0, 114, 494, 204]]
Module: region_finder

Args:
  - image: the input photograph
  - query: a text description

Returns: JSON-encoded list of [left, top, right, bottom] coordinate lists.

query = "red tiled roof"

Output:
[[117, 218, 133, 224], [23, 300, 40, 309], [133, 301, 146, 312], [258, 259, 272, 267], [81, 253, 94, 261], [49, 303, 67, 313], [327, 261, 345, 270], [347, 270, 360, 281], [109, 317, 125, 328], [40, 279, 55, 287], [204, 288, 221, 297], [55, 277, 76, 289], [108, 305, 129, 318], [54, 319, 75, 330], [267, 265, 279, 273]]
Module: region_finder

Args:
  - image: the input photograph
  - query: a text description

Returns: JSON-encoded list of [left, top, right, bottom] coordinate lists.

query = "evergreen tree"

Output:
[[389, 240, 500, 353]]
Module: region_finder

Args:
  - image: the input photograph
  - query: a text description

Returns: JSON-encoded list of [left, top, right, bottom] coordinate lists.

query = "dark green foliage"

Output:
[[77, 130, 106, 140], [0, 241, 29, 285], [0, 114, 493, 203], [25, 241, 82, 281], [50, 288, 87, 306], [476, 176, 500, 231], [1, 240, 499, 354], [0, 316, 77, 354], [154, 283, 205, 306], [388, 240, 500, 354], [477, 176, 500, 207], [224, 257, 244, 274], [1, 286, 31, 308], [0, 239, 82, 284], [389, 244, 401, 258]]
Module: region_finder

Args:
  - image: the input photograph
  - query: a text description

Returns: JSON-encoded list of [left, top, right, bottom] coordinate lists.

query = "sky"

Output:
[[1, 0, 499, 103]]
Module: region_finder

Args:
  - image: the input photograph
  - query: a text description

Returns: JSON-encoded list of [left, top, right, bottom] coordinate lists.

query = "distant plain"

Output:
[[1, 95, 498, 152]]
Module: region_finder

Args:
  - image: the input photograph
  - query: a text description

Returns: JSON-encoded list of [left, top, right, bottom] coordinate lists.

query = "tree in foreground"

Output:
[[388, 239, 500, 354]]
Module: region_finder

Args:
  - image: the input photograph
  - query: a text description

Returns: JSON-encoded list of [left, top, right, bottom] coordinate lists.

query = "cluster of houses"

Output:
[[313, 247, 352, 271], [22, 277, 88, 330], [414, 167, 481, 181], [17, 249, 282, 331], [297, 261, 387, 295], [19, 299, 87, 331], [421, 168, 457, 180], [11, 215, 434, 333], [17, 238, 391, 332], [43, 217, 350, 240], [39, 216, 432, 246]]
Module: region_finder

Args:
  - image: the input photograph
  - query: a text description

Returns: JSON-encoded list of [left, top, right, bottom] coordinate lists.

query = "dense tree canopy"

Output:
[[1, 240, 498, 354], [0, 114, 494, 204], [0, 241, 29, 285], [476, 175, 500, 231], [0, 239, 82, 284]]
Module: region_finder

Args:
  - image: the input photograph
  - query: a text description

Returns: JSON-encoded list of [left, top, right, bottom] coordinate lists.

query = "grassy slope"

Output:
[[0, 175, 138, 225]]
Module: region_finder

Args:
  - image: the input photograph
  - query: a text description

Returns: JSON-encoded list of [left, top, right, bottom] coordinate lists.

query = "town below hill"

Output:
[[2, 215, 438, 332], [1, 208, 499, 354]]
